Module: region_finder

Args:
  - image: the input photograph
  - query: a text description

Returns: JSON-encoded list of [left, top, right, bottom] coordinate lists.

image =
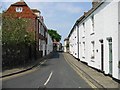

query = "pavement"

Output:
[[1, 52, 120, 88], [63, 52, 120, 88], [1, 52, 53, 78]]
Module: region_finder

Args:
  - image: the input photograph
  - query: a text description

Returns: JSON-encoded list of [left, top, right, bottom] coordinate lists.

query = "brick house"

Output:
[[3, 0, 48, 58]]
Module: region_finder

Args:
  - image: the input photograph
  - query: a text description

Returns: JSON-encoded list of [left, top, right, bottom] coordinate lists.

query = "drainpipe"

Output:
[[77, 24, 79, 59]]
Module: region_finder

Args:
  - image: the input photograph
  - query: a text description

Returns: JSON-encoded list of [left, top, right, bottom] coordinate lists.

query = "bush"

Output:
[[2, 15, 36, 69]]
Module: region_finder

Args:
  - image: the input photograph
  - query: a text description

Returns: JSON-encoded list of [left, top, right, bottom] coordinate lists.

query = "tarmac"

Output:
[[63, 52, 120, 89], [1, 52, 53, 78], [1, 52, 120, 89]]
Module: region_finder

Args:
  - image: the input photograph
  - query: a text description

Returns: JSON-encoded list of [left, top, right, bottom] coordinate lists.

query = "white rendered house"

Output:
[[68, 25, 79, 58], [64, 38, 69, 52], [68, 0, 120, 80], [47, 33, 53, 55]]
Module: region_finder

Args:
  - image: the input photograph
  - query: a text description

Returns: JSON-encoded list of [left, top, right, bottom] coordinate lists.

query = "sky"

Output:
[[0, 0, 92, 44]]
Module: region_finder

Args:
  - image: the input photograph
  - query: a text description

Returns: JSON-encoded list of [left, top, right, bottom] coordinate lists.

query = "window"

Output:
[[39, 39, 41, 51], [91, 41, 95, 59], [82, 23, 85, 38], [16, 7, 23, 12], [40, 25, 44, 36], [39, 23, 41, 34], [82, 42, 85, 58], [91, 15, 94, 34]]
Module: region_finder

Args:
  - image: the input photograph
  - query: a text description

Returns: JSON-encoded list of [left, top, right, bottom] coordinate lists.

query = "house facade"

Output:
[[68, 25, 79, 58], [64, 38, 69, 52], [68, 0, 120, 80], [3, 0, 53, 58], [47, 33, 53, 55]]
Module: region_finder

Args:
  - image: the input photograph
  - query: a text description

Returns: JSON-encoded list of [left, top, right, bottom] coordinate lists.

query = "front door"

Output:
[[109, 39, 112, 75], [99, 40, 104, 71], [101, 43, 104, 71]]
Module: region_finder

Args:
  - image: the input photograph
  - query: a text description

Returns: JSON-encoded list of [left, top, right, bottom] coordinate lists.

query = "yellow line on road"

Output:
[[63, 53, 97, 89]]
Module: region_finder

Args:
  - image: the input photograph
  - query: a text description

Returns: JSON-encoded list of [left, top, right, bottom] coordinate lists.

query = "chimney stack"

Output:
[[20, 0, 24, 2], [92, 0, 101, 8]]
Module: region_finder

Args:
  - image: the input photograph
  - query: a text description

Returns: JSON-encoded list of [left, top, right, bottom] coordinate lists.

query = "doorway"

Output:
[[109, 39, 113, 75], [107, 37, 113, 75], [99, 40, 104, 71]]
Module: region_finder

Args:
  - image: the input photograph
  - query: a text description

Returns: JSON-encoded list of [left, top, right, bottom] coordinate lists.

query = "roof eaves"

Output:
[[77, 1, 104, 25], [68, 1, 104, 38]]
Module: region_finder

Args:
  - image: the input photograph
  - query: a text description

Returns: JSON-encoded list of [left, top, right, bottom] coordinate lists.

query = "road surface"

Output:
[[2, 52, 91, 88]]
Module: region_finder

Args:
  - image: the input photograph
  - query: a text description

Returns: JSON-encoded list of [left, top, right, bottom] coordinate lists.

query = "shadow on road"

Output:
[[52, 51, 59, 59]]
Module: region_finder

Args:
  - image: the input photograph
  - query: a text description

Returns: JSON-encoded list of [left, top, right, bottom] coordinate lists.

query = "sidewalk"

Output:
[[1, 52, 53, 78], [63, 53, 120, 88]]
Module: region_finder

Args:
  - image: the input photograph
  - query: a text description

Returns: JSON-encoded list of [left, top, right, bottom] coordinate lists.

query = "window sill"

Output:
[[91, 60, 95, 62]]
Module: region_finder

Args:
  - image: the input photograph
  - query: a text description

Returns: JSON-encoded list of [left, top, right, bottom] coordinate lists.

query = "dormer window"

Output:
[[16, 7, 23, 12]]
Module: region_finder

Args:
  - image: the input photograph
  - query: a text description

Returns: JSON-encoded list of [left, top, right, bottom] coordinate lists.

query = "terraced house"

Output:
[[68, 0, 120, 80], [3, 0, 53, 58]]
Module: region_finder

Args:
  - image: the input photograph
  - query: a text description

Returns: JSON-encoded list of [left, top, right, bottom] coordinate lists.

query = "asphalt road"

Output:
[[2, 52, 91, 88]]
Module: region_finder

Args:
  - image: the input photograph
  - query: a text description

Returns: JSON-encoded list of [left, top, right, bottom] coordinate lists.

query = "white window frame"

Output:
[[82, 42, 85, 58], [82, 22, 85, 38], [91, 41, 95, 59], [39, 39, 41, 51], [16, 7, 23, 12], [91, 15, 94, 35]]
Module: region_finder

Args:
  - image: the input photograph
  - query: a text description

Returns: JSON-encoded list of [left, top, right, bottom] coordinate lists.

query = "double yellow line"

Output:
[[63, 53, 97, 89]]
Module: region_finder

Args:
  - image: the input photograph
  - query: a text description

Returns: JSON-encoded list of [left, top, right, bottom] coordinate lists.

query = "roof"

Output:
[[31, 9, 41, 13], [68, 1, 103, 38], [64, 38, 69, 41], [4, 1, 37, 19], [11, 1, 27, 6]]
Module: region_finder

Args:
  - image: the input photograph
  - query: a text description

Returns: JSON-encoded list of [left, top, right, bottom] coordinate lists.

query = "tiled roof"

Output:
[[11, 1, 27, 6], [31, 9, 41, 13]]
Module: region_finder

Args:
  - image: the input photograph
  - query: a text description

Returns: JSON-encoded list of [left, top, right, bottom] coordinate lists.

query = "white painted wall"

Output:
[[69, 26, 78, 58], [47, 33, 53, 55], [69, 1, 120, 80], [64, 40, 67, 52]]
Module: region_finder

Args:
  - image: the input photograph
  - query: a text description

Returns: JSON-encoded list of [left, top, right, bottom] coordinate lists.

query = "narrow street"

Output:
[[2, 52, 91, 88]]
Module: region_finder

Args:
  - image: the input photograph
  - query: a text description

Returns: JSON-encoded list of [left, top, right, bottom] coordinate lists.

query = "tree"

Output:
[[48, 29, 61, 42]]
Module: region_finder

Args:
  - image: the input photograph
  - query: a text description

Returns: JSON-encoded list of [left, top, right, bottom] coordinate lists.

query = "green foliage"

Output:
[[2, 15, 36, 68], [2, 16, 35, 45], [48, 29, 61, 42]]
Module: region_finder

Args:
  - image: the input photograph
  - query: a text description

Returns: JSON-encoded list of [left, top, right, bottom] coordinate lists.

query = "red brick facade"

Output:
[[4, 1, 48, 57]]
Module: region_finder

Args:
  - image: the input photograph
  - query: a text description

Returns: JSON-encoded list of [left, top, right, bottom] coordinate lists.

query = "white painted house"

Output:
[[64, 38, 69, 52], [47, 33, 53, 55], [68, 0, 120, 80], [68, 25, 79, 58]]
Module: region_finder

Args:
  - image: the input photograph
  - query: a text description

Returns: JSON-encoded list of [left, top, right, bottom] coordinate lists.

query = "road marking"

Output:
[[44, 71, 53, 86], [63, 54, 97, 88], [36, 60, 47, 68], [2, 60, 48, 81], [40, 60, 47, 65]]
